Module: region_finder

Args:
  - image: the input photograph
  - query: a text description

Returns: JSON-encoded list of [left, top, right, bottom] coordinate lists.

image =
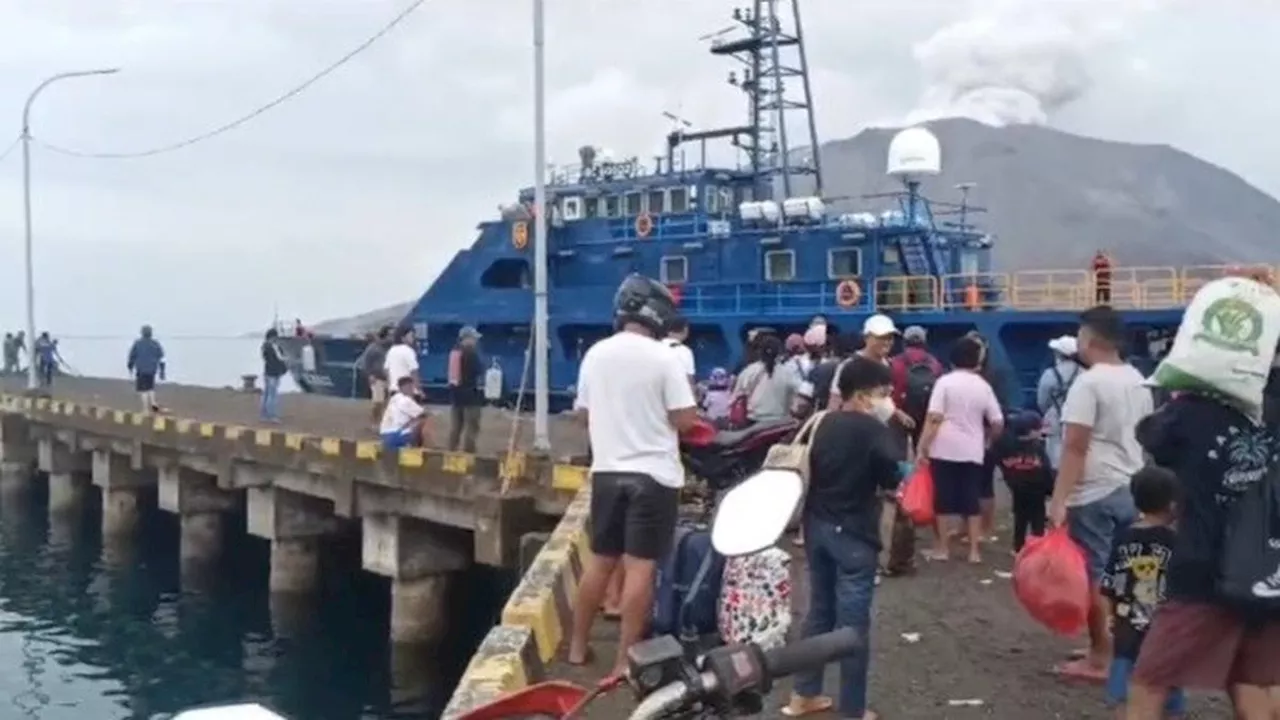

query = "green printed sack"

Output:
[[1148, 276, 1280, 420]]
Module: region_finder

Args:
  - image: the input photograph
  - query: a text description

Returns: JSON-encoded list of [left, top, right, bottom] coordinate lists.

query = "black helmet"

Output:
[[613, 274, 677, 335]]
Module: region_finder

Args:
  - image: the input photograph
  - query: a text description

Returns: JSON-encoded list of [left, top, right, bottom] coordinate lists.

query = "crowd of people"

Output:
[[564, 272, 1279, 720]]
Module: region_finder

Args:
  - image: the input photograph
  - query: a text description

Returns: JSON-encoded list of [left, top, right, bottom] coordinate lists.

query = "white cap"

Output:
[[1048, 335, 1078, 357], [862, 314, 898, 337]]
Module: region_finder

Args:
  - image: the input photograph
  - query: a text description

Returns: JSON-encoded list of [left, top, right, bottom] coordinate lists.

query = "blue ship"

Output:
[[284, 0, 1239, 412]]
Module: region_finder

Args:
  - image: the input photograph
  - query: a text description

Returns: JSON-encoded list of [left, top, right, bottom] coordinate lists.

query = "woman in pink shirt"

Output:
[[915, 336, 1004, 564]]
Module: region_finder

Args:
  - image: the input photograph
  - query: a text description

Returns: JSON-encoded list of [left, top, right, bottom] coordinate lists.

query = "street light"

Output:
[[21, 68, 120, 391]]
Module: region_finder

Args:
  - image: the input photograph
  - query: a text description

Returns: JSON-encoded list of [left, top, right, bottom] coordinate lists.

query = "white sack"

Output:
[[1148, 276, 1280, 419]]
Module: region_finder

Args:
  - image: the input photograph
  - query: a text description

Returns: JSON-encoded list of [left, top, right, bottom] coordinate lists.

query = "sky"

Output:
[[0, 0, 1276, 338]]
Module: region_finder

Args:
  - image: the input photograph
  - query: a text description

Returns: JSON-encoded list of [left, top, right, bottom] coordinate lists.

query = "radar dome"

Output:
[[886, 126, 941, 178]]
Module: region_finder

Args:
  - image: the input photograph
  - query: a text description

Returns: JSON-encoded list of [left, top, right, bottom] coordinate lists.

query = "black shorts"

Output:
[[135, 373, 156, 392], [589, 471, 679, 561], [980, 451, 996, 500], [931, 459, 984, 517]]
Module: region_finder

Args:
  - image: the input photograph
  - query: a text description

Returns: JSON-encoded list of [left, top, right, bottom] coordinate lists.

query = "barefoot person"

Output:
[[1049, 306, 1152, 682], [566, 275, 697, 676]]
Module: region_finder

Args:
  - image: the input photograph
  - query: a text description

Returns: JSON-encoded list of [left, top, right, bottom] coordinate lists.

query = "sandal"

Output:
[[781, 695, 833, 718], [565, 646, 596, 667]]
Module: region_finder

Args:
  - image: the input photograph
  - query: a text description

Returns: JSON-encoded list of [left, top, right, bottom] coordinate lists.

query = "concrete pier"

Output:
[[363, 514, 470, 645], [49, 471, 90, 515]]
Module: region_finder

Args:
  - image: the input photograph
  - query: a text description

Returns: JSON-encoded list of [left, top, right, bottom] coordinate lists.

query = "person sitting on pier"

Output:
[[566, 273, 696, 677], [126, 324, 166, 413], [379, 375, 432, 450]]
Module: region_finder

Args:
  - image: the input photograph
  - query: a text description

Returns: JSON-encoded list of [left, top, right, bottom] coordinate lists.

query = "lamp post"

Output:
[[21, 68, 120, 391], [531, 0, 550, 451]]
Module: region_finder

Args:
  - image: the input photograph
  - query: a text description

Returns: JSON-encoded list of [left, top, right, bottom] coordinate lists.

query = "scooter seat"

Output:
[[711, 418, 796, 448]]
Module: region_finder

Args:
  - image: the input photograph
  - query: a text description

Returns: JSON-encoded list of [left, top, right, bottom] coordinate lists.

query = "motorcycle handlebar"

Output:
[[627, 628, 862, 720]]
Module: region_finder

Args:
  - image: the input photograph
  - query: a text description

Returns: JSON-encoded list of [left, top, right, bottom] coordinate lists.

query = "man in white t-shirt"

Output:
[[1049, 305, 1152, 681], [662, 316, 696, 387], [384, 326, 420, 395], [378, 376, 432, 449], [566, 274, 697, 676]]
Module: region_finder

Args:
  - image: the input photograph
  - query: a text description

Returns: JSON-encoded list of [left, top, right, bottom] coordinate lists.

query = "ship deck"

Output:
[[449, 489, 1233, 719]]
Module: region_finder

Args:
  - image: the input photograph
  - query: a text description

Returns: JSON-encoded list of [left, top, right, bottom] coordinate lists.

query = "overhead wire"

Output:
[[36, 0, 427, 160], [0, 136, 21, 164]]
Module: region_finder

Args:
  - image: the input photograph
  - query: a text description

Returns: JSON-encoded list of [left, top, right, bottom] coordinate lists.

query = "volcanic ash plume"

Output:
[[905, 0, 1151, 127]]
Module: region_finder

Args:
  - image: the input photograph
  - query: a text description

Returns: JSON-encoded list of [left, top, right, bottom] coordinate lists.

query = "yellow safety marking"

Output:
[[284, 434, 304, 450], [175, 419, 194, 433], [398, 448, 425, 468], [48, 401, 61, 413], [35, 398, 49, 410], [254, 430, 273, 446], [94, 407, 108, 419], [319, 438, 341, 455], [112, 410, 126, 423], [199, 423, 216, 437], [499, 453, 527, 480], [355, 441, 379, 460], [224, 425, 246, 440], [130, 413, 145, 425], [552, 464, 588, 492], [152, 416, 168, 431], [62, 403, 75, 415], [442, 452, 474, 474], [21, 397, 32, 409]]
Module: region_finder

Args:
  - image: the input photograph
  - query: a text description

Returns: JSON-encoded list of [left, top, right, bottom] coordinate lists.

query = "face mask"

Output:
[[872, 396, 896, 424]]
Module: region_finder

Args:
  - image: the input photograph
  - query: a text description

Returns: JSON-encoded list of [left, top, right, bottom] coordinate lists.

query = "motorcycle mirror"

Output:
[[172, 705, 289, 720], [710, 468, 803, 557]]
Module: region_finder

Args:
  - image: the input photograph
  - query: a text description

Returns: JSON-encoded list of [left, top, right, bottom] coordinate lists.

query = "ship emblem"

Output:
[[1194, 297, 1263, 355]]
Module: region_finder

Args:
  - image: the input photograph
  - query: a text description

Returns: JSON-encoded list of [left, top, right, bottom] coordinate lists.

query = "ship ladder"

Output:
[[897, 236, 932, 277]]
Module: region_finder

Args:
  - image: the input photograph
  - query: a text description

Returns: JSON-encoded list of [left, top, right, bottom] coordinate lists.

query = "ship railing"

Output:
[[680, 280, 874, 316], [873, 276, 941, 312], [1101, 266, 1181, 310], [1008, 270, 1092, 311], [939, 273, 1011, 311], [1179, 264, 1276, 303]]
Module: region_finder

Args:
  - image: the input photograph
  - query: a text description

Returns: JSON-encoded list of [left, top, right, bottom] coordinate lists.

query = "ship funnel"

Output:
[[578, 145, 596, 169], [886, 126, 941, 179]]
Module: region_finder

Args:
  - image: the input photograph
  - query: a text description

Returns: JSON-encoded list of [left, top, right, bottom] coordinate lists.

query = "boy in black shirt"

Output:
[[993, 410, 1052, 553], [1100, 466, 1184, 718]]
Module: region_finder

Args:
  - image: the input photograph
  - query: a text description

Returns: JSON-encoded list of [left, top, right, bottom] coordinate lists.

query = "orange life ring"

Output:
[[835, 279, 861, 308], [635, 213, 654, 238], [512, 221, 529, 250]]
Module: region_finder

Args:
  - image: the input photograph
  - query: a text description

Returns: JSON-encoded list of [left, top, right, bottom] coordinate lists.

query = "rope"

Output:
[[500, 333, 535, 494]]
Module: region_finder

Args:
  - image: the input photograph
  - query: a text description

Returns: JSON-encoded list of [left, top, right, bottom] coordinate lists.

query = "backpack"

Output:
[[902, 358, 939, 417], [1216, 467, 1280, 612], [1048, 364, 1079, 416], [651, 523, 726, 641]]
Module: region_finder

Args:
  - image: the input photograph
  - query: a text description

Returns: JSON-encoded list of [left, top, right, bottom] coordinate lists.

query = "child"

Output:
[[1100, 466, 1184, 719], [992, 410, 1052, 553], [701, 367, 733, 424]]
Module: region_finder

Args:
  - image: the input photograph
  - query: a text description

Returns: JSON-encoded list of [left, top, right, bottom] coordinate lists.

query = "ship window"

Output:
[[735, 185, 755, 206], [480, 258, 532, 289], [604, 195, 620, 218], [584, 197, 600, 218], [764, 250, 795, 282], [624, 192, 642, 216], [561, 196, 584, 221], [881, 245, 899, 265], [660, 255, 688, 284], [705, 187, 719, 213], [719, 188, 734, 212], [828, 247, 862, 279], [960, 249, 979, 276], [646, 190, 665, 214], [669, 187, 689, 213]]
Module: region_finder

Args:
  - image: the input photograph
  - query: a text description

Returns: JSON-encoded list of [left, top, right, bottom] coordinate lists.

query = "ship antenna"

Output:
[[714, 0, 823, 198], [955, 182, 976, 232], [531, 0, 550, 452]]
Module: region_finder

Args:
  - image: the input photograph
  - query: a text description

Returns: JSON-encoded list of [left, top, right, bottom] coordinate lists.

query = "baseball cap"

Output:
[[1047, 335, 1077, 357], [903, 325, 927, 343], [459, 325, 482, 339], [862, 314, 898, 337]]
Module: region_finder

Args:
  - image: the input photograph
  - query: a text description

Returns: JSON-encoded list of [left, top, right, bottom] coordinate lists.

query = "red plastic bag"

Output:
[[898, 464, 935, 526], [1013, 527, 1091, 636]]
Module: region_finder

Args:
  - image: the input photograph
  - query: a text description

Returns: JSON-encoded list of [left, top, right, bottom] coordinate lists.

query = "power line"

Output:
[[0, 136, 20, 164], [36, 0, 427, 160]]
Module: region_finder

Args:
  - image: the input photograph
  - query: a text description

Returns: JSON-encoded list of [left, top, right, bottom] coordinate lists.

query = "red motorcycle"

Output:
[[680, 417, 799, 493]]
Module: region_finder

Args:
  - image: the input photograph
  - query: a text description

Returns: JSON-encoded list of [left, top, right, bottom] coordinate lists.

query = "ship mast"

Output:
[[712, 0, 823, 198], [532, 0, 550, 452]]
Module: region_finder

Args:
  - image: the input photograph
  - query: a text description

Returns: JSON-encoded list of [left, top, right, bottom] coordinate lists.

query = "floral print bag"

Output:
[[717, 547, 792, 650]]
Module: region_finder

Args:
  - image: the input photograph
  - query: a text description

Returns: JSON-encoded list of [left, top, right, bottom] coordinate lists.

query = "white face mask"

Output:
[[872, 396, 896, 424]]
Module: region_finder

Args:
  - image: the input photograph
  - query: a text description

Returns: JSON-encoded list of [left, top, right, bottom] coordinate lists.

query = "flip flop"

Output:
[[1052, 658, 1107, 684], [781, 696, 834, 717]]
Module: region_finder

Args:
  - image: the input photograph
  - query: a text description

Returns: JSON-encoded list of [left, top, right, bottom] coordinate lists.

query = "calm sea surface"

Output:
[[0, 336, 515, 719]]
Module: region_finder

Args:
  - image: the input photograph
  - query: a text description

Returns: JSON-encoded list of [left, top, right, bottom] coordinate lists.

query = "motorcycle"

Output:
[[680, 417, 798, 493]]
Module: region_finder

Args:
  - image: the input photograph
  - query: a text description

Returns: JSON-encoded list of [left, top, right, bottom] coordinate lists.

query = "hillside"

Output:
[[311, 119, 1280, 333]]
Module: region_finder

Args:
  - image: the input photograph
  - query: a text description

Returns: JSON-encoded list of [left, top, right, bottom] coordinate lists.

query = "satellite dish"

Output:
[[886, 126, 941, 179]]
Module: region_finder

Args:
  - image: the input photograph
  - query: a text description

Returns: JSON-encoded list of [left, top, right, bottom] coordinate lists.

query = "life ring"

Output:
[[835, 279, 861, 308], [635, 213, 654, 238], [512, 221, 529, 250]]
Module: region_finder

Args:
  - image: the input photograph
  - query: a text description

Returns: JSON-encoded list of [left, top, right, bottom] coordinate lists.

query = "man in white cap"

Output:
[[827, 315, 914, 429], [1036, 335, 1082, 471]]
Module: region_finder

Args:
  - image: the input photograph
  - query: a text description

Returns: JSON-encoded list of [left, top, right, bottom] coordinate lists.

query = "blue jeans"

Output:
[[793, 517, 877, 718], [1066, 485, 1137, 583], [260, 375, 281, 420], [1107, 657, 1185, 713]]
